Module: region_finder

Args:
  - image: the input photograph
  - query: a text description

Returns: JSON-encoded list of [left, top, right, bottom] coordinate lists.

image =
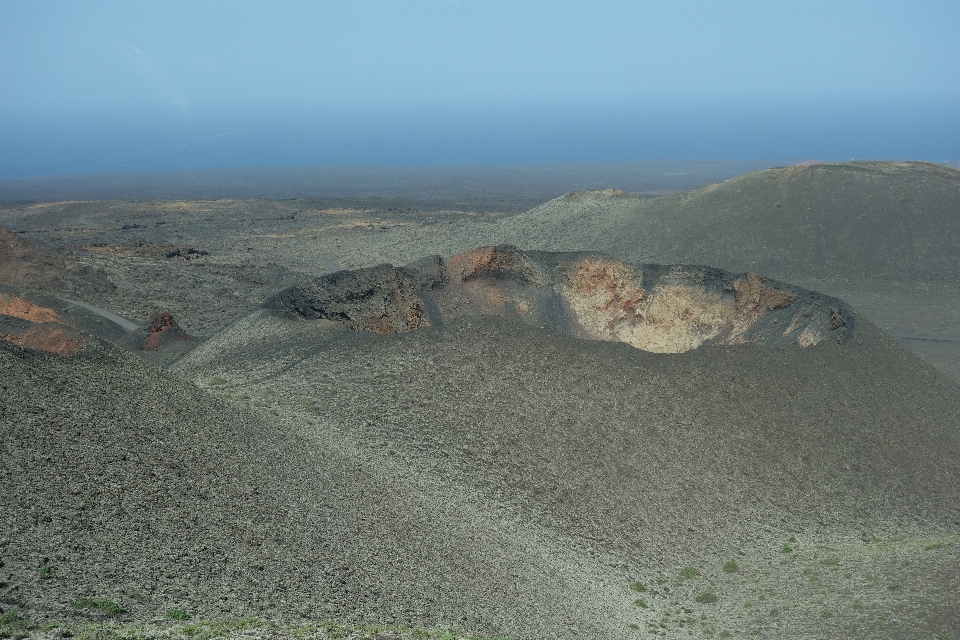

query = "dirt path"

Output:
[[56, 297, 138, 332]]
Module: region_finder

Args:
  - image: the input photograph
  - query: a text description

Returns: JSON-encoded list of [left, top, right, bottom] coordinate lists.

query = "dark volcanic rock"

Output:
[[272, 260, 443, 334], [164, 247, 209, 260], [266, 246, 854, 352]]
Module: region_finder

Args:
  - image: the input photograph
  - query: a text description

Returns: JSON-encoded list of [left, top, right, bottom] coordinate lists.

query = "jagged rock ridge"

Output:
[[267, 246, 854, 353]]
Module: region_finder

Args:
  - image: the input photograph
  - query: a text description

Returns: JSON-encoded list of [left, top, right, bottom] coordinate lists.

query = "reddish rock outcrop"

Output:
[[15, 324, 88, 355], [0, 292, 91, 355], [140, 310, 191, 350], [0, 294, 62, 324]]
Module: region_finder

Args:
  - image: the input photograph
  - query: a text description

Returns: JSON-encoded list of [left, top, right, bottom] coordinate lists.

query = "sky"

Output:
[[1, 0, 958, 178]]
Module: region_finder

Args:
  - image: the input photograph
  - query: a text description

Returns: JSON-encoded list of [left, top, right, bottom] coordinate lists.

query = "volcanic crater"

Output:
[[267, 246, 854, 353]]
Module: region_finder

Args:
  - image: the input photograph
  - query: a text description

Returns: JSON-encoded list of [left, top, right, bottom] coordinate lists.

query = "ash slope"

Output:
[[0, 339, 637, 640], [177, 286, 960, 637], [187, 293, 960, 543]]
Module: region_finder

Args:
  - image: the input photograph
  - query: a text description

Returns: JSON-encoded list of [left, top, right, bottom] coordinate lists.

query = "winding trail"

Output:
[[57, 297, 138, 332]]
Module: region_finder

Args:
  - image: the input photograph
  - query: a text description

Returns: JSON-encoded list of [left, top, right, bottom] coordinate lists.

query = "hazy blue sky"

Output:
[[1, 0, 958, 177]]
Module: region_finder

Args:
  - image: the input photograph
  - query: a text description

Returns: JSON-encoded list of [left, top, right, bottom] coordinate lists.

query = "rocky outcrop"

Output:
[[117, 309, 194, 350], [267, 246, 855, 352]]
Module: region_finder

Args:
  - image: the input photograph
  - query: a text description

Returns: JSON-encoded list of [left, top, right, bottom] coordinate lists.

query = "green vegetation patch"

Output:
[[71, 598, 125, 617], [679, 566, 701, 579], [921, 532, 960, 551], [0, 610, 28, 634], [12, 618, 508, 640]]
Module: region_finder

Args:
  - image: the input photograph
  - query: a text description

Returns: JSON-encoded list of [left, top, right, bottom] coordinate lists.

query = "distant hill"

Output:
[[268, 161, 959, 379], [499, 161, 960, 292], [456, 161, 960, 380]]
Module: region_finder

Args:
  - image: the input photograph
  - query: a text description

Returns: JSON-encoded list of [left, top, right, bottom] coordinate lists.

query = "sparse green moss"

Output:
[[71, 597, 125, 617], [0, 610, 27, 629], [680, 567, 700, 579], [722, 560, 739, 573], [10, 619, 506, 640]]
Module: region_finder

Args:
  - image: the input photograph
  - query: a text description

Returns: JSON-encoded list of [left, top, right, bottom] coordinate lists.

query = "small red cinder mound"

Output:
[[140, 310, 193, 350]]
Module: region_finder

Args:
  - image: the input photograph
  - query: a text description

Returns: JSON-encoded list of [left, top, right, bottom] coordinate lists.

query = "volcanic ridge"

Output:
[[267, 246, 854, 353]]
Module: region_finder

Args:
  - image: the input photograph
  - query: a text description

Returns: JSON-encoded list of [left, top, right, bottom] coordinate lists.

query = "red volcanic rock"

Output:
[[16, 324, 87, 355], [139, 310, 192, 350], [0, 293, 62, 324], [0, 292, 89, 355], [0, 312, 88, 355]]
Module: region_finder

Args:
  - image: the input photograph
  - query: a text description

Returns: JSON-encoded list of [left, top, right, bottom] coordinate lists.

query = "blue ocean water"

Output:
[[2, 101, 957, 179]]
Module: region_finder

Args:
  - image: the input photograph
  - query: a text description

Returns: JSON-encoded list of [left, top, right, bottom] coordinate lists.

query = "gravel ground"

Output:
[[3, 160, 960, 639], [1, 338, 637, 640], [171, 303, 960, 638]]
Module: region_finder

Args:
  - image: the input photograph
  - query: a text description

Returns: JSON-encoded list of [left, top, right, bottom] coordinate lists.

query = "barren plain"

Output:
[[1, 160, 959, 640]]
